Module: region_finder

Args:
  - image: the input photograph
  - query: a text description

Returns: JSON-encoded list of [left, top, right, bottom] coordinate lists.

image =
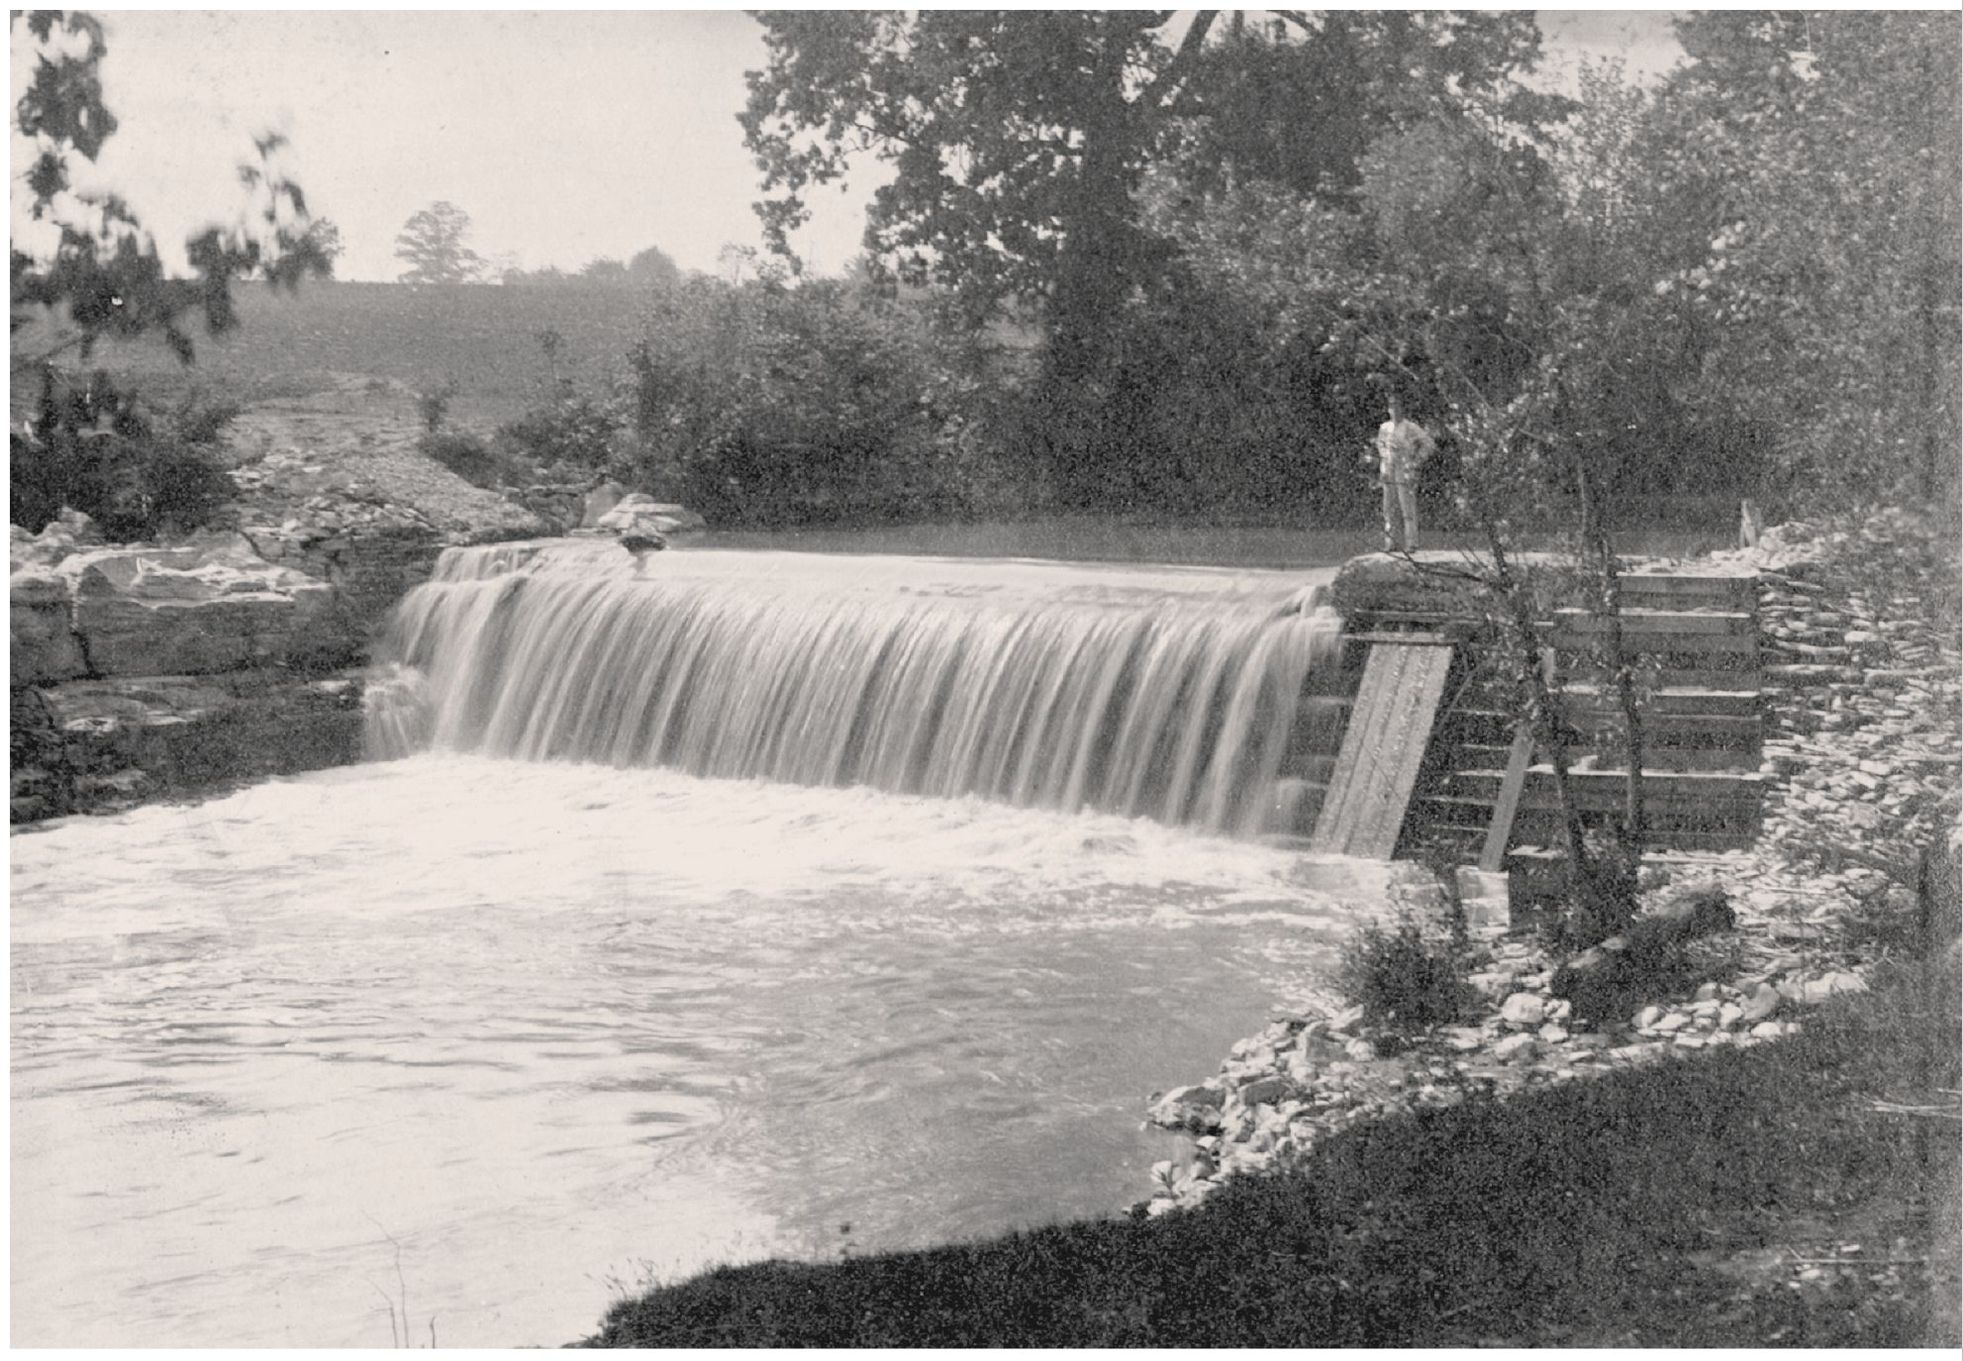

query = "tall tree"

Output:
[[1647, 10, 1962, 506], [393, 201, 482, 284], [740, 10, 1557, 503], [627, 244, 680, 289]]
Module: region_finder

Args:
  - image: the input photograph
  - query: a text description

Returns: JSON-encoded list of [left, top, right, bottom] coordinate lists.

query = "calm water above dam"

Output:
[[12, 546, 1389, 1346]]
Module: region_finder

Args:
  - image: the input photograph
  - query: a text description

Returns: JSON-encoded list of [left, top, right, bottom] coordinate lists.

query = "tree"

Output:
[[303, 217, 344, 270], [393, 201, 482, 284], [10, 8, 329, 539], [626, 245, 680, 289], [740, 10, 1560, 505], [10, 9, 330, 367], [1644, 10, 1961, 506]]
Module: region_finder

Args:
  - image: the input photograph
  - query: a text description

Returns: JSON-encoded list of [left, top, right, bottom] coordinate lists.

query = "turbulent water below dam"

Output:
[[10, 544, 1392, 1347]]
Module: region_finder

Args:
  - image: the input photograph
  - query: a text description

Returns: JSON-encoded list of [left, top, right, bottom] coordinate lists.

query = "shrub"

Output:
[[618, 276, 1025, 526], [495, 393, 621, 476], [1335, 917, 1472, 1033], [9, 370, 238, 540], [415, 378, 459, 434], [419, 430, 516, 489]]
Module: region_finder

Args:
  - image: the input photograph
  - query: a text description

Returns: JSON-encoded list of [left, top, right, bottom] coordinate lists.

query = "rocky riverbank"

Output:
[[1141, 510, 1960, 1217], [8, 389, 556, 825]]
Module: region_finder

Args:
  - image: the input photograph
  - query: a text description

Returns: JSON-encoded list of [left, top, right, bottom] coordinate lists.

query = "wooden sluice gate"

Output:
[[1312, 557, 1768, 904], [1309, 635, 1456, 859]]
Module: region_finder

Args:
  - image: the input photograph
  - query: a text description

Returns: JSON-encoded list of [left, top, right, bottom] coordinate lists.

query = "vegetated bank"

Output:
[[581, 510, 1960, 1348], [582, 965, 1956, 1348]]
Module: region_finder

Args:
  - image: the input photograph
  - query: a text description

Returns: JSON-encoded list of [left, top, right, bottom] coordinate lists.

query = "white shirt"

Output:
[[1375, 417, 1435, 485]]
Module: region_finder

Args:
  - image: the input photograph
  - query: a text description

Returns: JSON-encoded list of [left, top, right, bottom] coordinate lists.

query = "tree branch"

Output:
[[1139, 11, 1218, 110]]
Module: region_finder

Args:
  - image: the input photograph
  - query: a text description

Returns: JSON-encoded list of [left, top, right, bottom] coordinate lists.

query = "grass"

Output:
[[12, 280, 646, 427], [580, 959, 1959, 1347]]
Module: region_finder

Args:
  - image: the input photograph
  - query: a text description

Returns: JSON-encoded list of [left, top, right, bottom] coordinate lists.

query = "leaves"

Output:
[[10, 9, 330, 368]]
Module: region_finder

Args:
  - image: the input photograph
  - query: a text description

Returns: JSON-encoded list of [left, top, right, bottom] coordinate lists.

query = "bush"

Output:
[[415, 378, 459, 434], [419, 430, 519, 489], [618, 276, 1027, 526], [495, 392, 621, 476], [1335, 918, 1472, 1033], [10, 370, 238, 540]]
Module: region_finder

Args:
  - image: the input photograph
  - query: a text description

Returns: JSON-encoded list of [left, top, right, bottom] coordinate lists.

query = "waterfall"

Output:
[[366, 541, 1352, 838]]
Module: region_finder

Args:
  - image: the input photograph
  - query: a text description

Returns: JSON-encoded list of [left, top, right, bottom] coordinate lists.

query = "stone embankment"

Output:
[[10, 512, 368, 823], [1722, 511, 1961, 870], [9, 397, 555, 824], [1141, 510, 1959, 1217]]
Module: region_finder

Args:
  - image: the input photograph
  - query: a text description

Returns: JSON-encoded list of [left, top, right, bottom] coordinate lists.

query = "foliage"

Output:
[[303, 217, 344, 269], [418, 430, 512, 491], [501, 246, 682, 291], [394, 201, 483, 285], [10, 10, 331, 368], [1645, 11, 1962, 506], [10, 370, 238, 539], [739, 12, 1558, 504], [496, 395, 621, 479], [619, 275, 1027, 525], [1335, 918, 1472, 1033], [414, 378, 459, 435]]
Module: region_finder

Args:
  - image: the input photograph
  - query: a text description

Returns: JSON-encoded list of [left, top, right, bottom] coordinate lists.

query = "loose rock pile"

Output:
[[1142, 855, 1899, 1217], [1728, 510, 1961, 869]]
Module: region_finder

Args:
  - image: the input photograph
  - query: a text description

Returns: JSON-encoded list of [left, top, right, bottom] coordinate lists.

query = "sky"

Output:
[[11, 7, 1688, 285]]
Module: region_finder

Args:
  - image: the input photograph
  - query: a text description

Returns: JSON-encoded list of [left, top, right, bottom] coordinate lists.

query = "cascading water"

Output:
[[367, 540, 1354, 837], [15, 536, 1393, 1347]]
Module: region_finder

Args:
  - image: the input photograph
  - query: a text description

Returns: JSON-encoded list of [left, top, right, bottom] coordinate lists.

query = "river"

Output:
[[11, 753, 1387, 1346]]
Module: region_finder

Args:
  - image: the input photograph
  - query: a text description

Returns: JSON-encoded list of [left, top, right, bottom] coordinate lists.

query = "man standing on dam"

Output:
[[1370, 391, 1436, 553]]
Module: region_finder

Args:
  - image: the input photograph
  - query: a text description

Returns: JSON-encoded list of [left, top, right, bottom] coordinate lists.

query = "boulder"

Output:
[[1237, 1075, 1289, 1106], [1783, 971, 1869, 1006], [1738, 981, 1783, 1023], [1491, 1034, 1540, 1063], [10, 508, 102, 574], [55, 532, 354, 676], [11, 566, 87, 686], [594, 495, 707, 539], [579, 481, 629, 529], [1499, 992, 1547, 1028]]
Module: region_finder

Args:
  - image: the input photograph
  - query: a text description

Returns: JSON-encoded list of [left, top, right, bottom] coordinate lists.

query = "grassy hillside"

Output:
[[14, 280, 650, 426]]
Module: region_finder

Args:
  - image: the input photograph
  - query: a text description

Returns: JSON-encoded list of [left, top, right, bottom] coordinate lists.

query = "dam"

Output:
[[11, 542, 1400, 1347]]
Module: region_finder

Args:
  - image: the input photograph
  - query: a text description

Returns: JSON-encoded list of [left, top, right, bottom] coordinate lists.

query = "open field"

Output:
[[12, 280, 648, 428]]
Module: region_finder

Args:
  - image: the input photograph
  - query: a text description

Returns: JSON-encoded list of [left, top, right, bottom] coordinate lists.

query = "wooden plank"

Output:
[[1555, 631, 1760, 657], [1559, 685, 1761, 716], [1551, 609, 1756, 635], [1616, 573, 1758, 593], [1559, 745, 1761, 773], [1445, 767, 1764, 811], [1564, 667, 1763, 690], [1311, 641, 1455, 859], [1479, 720, 1536, 871], [1342, 631, 1459, 647]]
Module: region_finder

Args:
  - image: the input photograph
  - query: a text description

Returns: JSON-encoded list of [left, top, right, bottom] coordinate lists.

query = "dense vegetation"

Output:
[[14, 12, 1956, 538], [587, 965, 1958, 1347]]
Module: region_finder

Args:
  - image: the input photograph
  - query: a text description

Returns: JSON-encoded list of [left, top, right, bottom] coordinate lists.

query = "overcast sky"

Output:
[[11, 8, 1686, 285]]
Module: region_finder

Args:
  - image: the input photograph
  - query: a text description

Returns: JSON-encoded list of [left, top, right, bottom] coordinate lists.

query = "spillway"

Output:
[[367, 541, 1353, 838]]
